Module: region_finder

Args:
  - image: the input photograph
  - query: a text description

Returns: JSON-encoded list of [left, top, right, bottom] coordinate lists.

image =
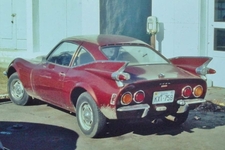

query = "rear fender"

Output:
[[169, 57, 216, 76], [84, 61, 130, 87]]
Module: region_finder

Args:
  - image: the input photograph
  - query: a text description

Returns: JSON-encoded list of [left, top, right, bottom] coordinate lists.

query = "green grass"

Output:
[[0, 67, 8, 94]]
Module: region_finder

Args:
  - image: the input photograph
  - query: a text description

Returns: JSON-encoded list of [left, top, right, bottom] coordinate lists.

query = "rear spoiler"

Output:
[[169, 57, 216, 76]]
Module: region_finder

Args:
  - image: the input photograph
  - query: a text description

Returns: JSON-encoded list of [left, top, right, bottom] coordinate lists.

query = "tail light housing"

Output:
[[117, 73, 130, 81], [182, 86, 192, 98], [134, 90, 145, 103], [121, 92, 132, 105], [120, 90, 146, 105], [193, 85, 203, 97], [207, 68, 216, 74]]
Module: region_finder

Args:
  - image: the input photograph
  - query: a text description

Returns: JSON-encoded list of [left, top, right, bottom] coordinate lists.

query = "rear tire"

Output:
[[8, 73, 31, 106], [76, 92, 106, 138]]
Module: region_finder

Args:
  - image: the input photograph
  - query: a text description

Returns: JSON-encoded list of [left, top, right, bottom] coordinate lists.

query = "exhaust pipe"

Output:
[[165, 115, 177, 122]]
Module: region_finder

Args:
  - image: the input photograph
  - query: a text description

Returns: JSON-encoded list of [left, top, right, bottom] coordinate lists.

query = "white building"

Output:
[[0, 0, 224, 87], [0, 0, 100, 57]]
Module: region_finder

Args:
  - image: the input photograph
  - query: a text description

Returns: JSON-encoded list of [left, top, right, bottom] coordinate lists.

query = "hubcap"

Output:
[[79, 102, 93, 130], [10, 79, 24, 101]]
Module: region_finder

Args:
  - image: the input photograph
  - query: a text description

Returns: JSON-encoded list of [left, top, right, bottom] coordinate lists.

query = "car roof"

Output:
[[63, 34, 148, 47]]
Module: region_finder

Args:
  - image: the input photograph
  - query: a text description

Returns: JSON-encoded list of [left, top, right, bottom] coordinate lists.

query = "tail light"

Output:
[[207, 68, 216, 74], [116, 73, 130, 81], [134, 90, 145, 103], [193, 85, 203, 97], [121, 92, 132, 105], [182, 86, 192, 98]]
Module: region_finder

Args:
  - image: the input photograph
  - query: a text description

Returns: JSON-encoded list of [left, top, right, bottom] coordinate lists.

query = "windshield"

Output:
[[101, 45, 169, 65]]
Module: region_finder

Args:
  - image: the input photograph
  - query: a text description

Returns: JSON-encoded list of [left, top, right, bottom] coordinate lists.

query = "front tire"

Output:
[[8, 73, 31, 106], [76, 92, 106, 138]]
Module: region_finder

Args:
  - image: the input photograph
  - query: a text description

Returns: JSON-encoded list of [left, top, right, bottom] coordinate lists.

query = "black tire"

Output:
[[163, 110, 189, 126], [8, 73, 31, 106], [76, 92, 106, 138]]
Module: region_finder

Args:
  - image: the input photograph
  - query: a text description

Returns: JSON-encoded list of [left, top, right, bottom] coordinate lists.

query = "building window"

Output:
[[215, 0, 225, 22], [214, 28, 225, 51]]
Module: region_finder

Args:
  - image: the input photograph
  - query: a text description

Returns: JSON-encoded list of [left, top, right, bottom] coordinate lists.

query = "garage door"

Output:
[[208, 0, 225, 87], [100, 0, 152, 43]]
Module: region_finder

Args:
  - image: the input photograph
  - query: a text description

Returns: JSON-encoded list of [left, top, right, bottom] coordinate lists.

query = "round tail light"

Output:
[[121, 92, 132, 105], [193, 85, 203, 97], [182, 86, 192, 98], [134, 90, 145, 103]]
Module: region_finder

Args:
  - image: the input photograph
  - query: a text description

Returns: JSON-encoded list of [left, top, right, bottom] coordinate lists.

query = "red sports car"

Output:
[[5, 35, 215, 137]]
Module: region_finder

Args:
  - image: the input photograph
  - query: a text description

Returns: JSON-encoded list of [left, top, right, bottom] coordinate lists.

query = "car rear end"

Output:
[[116, 77, 206, 119]]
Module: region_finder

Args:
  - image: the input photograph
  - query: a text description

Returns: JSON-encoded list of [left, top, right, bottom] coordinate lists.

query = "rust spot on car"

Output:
[[100, 105, 117, 119]]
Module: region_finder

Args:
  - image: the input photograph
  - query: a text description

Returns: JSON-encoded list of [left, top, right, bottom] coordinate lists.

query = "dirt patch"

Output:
[[195, 101, 225, 112], [0, 67, 8, 95]]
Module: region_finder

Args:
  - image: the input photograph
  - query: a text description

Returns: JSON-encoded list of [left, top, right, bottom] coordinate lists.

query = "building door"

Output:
[[207, 0, 225, 87], [0, 0, 26, 50]]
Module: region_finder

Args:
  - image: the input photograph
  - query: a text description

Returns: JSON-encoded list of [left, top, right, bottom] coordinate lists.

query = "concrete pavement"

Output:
[[0, 62, 225, 149]]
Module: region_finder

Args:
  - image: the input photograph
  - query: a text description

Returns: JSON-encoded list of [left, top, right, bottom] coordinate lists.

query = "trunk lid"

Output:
[[124, 64, 198, 84]]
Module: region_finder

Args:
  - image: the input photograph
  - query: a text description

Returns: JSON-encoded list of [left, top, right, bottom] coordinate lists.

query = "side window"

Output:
[[47, 42, 79, 66], [74, 48, 94, 66]]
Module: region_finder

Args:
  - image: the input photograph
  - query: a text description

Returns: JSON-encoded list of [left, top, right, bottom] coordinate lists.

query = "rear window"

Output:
[[101, 45, 168, 65]]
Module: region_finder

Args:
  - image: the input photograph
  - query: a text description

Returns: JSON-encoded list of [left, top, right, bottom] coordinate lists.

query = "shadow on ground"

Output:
[[100, 107, 225, 138], [1, 98, 225, 141], [0, 121, 79, 150]]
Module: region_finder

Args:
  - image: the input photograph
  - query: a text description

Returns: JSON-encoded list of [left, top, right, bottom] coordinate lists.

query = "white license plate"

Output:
[[152, 90, 175, 104]]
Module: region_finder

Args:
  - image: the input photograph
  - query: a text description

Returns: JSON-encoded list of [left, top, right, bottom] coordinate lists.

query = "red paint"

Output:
[[6, 35, 214, 119]]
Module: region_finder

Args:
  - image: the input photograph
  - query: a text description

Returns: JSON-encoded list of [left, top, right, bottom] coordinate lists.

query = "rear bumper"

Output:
[[176, 98, 206, 113], [117, 104, 150, 118], [116, 98, 205, 119]]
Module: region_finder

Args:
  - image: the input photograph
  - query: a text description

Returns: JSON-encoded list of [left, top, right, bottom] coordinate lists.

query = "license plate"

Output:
[[152, 90, 175, 104]]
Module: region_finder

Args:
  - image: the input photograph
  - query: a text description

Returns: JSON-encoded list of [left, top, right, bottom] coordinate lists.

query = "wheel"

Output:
[[163, 110, 189, 126], [76, 92, 106, 138], [8, 73, 31, 106]]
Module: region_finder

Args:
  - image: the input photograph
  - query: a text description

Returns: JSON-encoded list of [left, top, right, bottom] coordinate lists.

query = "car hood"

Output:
[[124, 64, 199, 83]]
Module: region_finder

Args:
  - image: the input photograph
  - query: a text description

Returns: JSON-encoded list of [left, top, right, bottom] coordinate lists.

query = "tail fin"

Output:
[[85, 61, 130, 87], [169, 57, 216, 76]]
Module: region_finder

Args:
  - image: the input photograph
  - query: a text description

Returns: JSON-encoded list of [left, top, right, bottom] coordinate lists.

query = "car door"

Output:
[[31, 42, 79, 106]]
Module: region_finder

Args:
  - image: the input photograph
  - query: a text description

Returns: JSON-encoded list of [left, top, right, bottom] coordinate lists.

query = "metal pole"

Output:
[[151, 34, 156, 49]]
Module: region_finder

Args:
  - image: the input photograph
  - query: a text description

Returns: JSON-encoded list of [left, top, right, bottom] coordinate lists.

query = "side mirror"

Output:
[[41, 56, 46, 62]]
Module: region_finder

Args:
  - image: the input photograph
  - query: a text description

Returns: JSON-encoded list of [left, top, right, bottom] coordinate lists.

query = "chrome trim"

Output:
[[177, 104, 189, 113], [177, 98, 206, 105], [111, 61, 129, 88], [158, 73, 165, 78], [155, 106, 167, 111], [181, 86, 192, 98], [195, 57, 212, 75], [192, 85, 203, 97], [176, 98, 205, 113], [110, 93, 117, 105], [117, 104, 150, 118], [3, 71, 7, 76], [133, 90, 145, 103]]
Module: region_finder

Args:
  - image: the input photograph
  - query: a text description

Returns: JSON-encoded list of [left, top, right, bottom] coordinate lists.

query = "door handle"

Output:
[[59, 72, 66, 76]]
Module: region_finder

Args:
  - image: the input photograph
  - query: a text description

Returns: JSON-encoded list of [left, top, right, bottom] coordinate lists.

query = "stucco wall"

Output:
[[37, 0, 100, 54], [0, 0, 100, 57], [152, 0, 201, 58]]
